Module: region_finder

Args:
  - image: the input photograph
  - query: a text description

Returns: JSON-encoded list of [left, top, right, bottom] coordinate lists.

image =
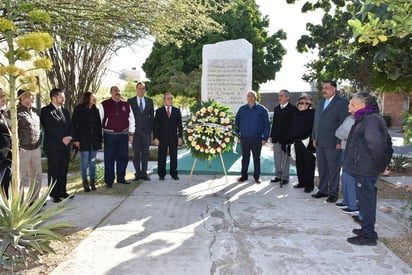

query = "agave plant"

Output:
[[0, 181, 72, 271]]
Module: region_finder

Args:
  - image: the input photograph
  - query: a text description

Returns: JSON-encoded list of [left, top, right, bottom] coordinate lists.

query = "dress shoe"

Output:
[[143, 176, 151, 181], [352, 228, 379, 239], [352, 228, 362, 236], [311, 192, 328, 198], [293, 184, 304, 189], [118, 180, 131, 185], [159, 176, 165, 181], [281, 180, 289, 185], [51, 197, 61, 203], [106, 184, 113, 188], [325, 196, 338, 203], [347, 236, 377, 246], [172, 176, 179, 180], [270, 177, 281, 183], [60, 193, 74, 199], [304, 188, 314, 193], [238, 176, 248, 182], [254, 178, 262, 184]]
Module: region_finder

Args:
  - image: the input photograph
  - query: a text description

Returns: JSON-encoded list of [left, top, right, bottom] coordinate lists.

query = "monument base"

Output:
[[152, 145, 297, 176]]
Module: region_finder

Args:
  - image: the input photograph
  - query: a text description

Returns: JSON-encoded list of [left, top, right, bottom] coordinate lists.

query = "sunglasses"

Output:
[[298, 102, 310, 105]]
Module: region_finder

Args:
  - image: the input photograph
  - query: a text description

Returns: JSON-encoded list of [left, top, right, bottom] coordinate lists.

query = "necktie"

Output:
[[167, 107, 171, 118], [323, 99, 330, 110], [139, 98, 143, 112], [58, 107, 65, 122]]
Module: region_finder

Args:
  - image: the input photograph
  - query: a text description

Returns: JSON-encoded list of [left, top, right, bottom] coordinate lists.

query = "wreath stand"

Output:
[[189, 151, 229, 184]]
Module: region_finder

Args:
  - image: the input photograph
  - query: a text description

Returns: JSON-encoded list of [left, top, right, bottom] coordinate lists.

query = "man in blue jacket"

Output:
[[235, 91, 270, 183], [343, 92, 392, 246]]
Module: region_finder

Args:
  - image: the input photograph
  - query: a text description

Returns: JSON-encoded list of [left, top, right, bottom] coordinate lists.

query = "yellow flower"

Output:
[[221, 143, 226, 148], [207, 106, 213, 112], [223, 118, 230, 124], [205, 149, 209, 153], [215, 127, 222, 135], [217, 147, 222, 152], [225, 137, 230, 143], [200, 107, 206, 113], [205, 127, 214, 135], [195, 145, 200, 150], [219, 112, 226, 117], [200, 147, 204, 152], [188, 136, 193, 141], [195, 125, 203, 133], [191, 141, 197, 146], [210, 148, 216, 154], [210, 116, 218, 123]]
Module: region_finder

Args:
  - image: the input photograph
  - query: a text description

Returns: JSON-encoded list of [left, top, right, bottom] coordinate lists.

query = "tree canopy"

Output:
[[289, 0, 412, 94], [2, 0, 225, 111], [143, 0, 287, 98]]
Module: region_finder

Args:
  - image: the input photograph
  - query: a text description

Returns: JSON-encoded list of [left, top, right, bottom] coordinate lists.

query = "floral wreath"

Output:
[[184, 100, 236, 161]]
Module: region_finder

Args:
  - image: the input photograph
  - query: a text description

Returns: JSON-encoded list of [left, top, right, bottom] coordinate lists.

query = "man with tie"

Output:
[[99, 86, 131, 187], [153, 92, 183, 180], [270, 89, 297, 186], [128, 82, 154, 181], [40, 88, 74, 202], [311, 80, 349, 203]]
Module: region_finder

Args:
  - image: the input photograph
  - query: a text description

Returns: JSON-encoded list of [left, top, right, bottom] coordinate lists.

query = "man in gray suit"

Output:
[[128, 82, 154, 181], [312, 80, 349, 202]]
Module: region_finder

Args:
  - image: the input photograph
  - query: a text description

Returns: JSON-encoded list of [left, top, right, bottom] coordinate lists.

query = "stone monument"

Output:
[[201, 39, 252, 112]]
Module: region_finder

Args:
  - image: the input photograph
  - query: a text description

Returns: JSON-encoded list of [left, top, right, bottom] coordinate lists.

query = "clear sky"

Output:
[[109, 0, 322, 93]]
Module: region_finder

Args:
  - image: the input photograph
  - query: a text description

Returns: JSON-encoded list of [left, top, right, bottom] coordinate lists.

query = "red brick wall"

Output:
[[382, 93, 408, 128]]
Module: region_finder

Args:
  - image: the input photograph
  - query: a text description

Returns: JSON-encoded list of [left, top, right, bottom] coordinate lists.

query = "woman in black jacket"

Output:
[[72, 92, 102, 192], [287, 95, 316, 193]]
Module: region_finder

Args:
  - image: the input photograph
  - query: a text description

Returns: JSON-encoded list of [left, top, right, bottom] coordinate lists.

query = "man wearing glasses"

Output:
[[153, 92, 183, 180], [270, 89, 297, 186]]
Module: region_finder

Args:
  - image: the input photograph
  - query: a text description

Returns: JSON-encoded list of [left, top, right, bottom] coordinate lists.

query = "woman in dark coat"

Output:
[[72, 92, 102, 192], [287, 95, 316, 193]]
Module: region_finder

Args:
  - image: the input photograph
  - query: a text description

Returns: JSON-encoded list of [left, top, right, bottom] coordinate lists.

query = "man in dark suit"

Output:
[[270, 89, 297, 186], [40, 88, 74, 202], [153, 92, 183, 180], [128, 82, 154, 181], [312, 80, 349, 203]]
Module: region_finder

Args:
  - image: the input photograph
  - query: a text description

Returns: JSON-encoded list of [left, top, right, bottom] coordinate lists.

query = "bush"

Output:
[[0, 182, 72, 271], [403, 112, 412, 145], [390, 154, 410, 172]]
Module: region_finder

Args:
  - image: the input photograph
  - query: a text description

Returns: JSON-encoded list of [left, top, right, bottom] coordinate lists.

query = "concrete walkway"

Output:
[[48, 174, 412, 275]]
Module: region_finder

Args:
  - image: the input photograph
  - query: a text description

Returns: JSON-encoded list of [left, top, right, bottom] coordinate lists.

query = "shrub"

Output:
[[390, 154, 410, 172], [0, 181, 72, 271]]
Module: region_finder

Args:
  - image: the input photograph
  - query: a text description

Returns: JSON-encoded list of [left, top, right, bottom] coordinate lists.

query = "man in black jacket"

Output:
[[270, 89, 297, 185], [0, 88, 11, 197], [343, 92, 392, 246], [153, 92, 183, 180], [40, 88, 73, 202], [17, 89, 42, 203]]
